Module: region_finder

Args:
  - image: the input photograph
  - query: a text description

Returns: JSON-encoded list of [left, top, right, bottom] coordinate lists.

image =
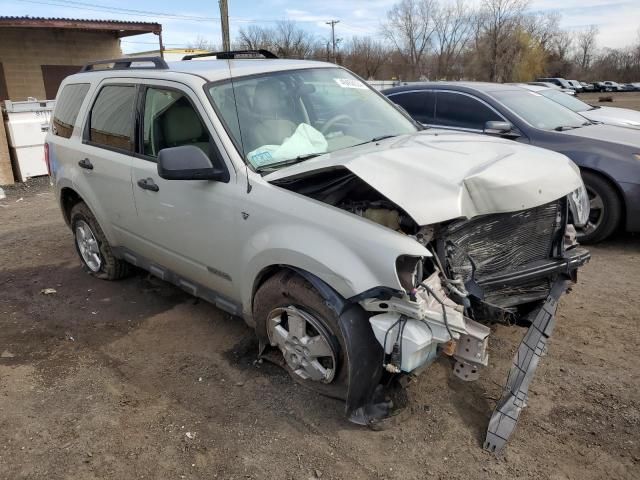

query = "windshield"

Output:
[[492, 90, 589, 131], [538, 89, 592, 113], [208, 67, 417, 170]]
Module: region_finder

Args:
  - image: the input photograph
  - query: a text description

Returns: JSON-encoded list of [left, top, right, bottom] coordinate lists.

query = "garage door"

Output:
[[0, 63, 8, 101], [41, 65, 82, 99]]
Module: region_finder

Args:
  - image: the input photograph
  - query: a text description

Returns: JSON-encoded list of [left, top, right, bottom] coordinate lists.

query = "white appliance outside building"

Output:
[[3, 98, 54, 181]]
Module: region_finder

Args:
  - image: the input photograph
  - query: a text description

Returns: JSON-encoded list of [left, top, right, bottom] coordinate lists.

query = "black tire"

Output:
[[70, 202, 131, 280], [577, 171, 622, 244], [253, 270, 349, 400]]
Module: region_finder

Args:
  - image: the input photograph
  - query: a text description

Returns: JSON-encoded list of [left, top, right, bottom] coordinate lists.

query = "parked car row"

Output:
[[533, 77, 640, 94], [384, 81, 640, 243], [47, 52, 593, 453]]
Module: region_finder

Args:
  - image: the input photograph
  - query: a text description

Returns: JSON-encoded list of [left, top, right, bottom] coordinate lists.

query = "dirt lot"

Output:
[[580, 91, 640, 110], [1, 180, 639, 480]]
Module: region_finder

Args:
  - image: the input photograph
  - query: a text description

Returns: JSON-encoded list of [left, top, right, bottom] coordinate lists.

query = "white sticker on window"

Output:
[[334, 78, 368, 90]]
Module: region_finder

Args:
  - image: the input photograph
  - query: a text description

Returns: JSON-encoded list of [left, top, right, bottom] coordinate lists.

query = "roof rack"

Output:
[[182, 49, 278, 61], [80, 56, 169, 72]]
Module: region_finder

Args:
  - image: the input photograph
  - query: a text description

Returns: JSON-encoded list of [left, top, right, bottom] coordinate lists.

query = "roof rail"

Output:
[[182, 49, 278, 61], [80, 56, 169, 72]]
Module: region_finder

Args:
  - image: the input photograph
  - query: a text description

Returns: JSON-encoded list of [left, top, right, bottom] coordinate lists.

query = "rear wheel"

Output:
[[253, 270, 349, 399], [576, 172, 622, 243], [70, 202, 131, 280]]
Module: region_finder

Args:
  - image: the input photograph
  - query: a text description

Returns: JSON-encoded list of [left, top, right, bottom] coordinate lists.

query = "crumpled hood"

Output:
[[266, 130, 582, 226], [582, 106, 640, 129]]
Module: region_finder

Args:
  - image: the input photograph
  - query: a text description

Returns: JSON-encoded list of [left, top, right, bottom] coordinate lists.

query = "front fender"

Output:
[[239, 221, 429, 318]]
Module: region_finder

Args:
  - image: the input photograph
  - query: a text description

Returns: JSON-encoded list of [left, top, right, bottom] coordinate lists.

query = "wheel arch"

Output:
[[250, 265, 347, 322], [60, 186, 84, 226], [579, 166, 627, 227]]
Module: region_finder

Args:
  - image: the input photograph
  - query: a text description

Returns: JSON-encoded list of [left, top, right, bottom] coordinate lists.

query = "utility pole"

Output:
[[219, 0, 230, 51], [326, 19, 339, 63]]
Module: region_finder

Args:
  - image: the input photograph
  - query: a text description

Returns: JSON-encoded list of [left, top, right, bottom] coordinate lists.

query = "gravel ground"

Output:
[[1, 181, 638, 480]]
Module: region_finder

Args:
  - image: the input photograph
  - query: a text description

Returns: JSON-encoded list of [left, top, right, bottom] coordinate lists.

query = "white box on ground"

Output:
[[3, 99, 55, 182]]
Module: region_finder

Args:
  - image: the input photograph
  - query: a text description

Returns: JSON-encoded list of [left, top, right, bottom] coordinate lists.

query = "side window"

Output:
[[142, 87, 211, 159], [52, 83, 90, 139], [390, 91, 435, 123], [88, 85, 136, 151], [435, 92, 501, 130]]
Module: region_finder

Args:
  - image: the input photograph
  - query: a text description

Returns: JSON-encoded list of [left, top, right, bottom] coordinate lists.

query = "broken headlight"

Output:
[[568, 183, 590, 227], [396, 256, 423, 291]]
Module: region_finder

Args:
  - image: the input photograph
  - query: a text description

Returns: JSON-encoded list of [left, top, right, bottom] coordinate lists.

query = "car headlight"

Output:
[[568, 183, 590, 227], [396, 256, 423, 291]]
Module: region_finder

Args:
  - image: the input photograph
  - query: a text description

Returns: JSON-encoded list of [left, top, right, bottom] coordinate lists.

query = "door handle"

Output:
[[137, 178, 160, 192], [78, 158, 93, 170]]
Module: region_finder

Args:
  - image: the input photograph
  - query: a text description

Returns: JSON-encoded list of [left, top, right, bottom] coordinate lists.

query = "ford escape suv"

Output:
[[47, 52, 590, 452]]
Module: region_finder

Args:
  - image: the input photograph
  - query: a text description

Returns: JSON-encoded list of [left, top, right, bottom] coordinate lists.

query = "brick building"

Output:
[[0, 17, 162, 184]]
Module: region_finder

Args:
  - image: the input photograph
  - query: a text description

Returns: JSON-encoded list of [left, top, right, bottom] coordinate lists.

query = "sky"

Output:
[[1, 0, 639, 54]]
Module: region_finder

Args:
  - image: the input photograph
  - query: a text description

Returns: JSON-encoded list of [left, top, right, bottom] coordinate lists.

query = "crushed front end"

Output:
[[358, 197, 589, 452]]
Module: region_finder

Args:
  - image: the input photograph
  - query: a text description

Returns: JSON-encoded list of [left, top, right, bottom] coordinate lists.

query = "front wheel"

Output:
[[575, 172, 622, 243], [253, 270, 349, 399]]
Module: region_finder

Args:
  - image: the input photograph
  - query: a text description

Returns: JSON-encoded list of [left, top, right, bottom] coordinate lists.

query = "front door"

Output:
[[128, 81, 241, 299]]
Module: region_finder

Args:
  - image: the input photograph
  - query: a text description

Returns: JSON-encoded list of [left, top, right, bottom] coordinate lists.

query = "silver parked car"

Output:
[[46, 52, 589, 452], [517, 83, 640, 129]]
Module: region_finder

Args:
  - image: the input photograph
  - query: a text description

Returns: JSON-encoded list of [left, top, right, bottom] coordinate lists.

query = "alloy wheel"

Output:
[[577, 186, 604, 238], [267, 306, 337, 383], [75, 220, 102, 272]]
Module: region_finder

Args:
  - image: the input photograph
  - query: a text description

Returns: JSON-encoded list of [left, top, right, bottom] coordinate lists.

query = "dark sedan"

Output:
[[383, 82, 640, 243]]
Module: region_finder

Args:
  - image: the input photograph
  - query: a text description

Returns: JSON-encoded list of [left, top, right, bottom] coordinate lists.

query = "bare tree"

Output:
[[343, 37, 388, 79], [576, 25, 599, 71], [237, 25, 272, 51], [187, 35, 216, 51], [236, 21, 317, 58], [273, 20, 317, 58], [433, 0, 477, 79], [381, 0, 438, 80], [480, 0, 530, 81]]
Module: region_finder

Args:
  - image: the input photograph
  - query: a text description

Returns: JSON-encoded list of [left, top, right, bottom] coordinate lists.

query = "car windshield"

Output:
[[538, 89, 592, 113], [208, 67, 417, 170], [492, 90, 589, 131]]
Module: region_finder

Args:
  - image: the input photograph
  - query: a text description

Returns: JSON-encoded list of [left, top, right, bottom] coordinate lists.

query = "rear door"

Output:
[[127, 80, 241, 299], [72, 80, 139, 245]]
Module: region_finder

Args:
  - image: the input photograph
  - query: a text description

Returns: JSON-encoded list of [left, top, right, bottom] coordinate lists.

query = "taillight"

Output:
[[44, 142, 51, 176]]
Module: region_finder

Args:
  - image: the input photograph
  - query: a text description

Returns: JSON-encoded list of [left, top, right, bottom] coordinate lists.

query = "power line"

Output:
[[15, 0, 340, 25], [16, 0, 219, 21]]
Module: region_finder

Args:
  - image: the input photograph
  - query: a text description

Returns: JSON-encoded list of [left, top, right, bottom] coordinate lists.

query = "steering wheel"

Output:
[[321, 114, 354, 135]]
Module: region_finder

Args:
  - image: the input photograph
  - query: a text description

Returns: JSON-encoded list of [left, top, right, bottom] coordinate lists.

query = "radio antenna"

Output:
[[225, 56, 252, 193]]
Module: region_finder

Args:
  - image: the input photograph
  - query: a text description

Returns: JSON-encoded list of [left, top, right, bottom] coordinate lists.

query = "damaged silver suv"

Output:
[[46, 51, 590, 452]]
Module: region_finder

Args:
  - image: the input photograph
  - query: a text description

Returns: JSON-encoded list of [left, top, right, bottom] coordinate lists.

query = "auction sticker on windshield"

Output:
[[334, 78, 368, 89]]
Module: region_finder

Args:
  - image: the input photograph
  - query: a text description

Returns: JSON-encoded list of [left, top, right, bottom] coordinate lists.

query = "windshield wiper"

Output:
[[352, 134, 398, 148], [254, 153, 322, 173], [554, 125, 581, 131]]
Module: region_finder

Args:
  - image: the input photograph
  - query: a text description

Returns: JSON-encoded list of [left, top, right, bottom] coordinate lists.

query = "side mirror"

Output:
[[484, 121, 519, 138], [157, 145, 229, 182]]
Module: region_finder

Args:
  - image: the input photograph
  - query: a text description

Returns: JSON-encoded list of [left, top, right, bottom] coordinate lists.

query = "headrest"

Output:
[[162, 105, 203, 145], [253, 79, 287, 116]]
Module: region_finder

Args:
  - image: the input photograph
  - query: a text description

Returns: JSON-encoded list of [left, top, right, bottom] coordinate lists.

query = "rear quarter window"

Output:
[[52, 83, 90, 139], [87, 85, 136, 152]]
